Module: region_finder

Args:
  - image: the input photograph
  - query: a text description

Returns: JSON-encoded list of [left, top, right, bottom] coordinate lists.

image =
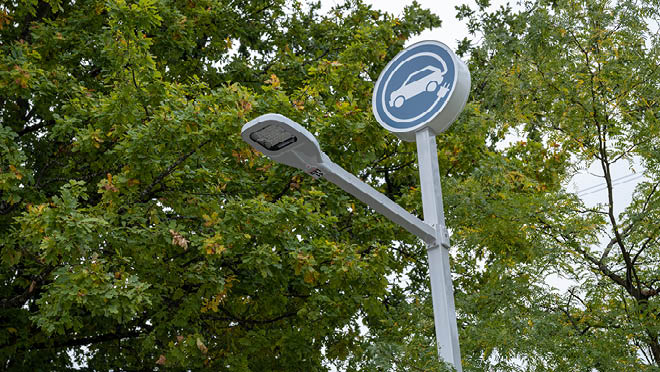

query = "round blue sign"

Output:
[[372, 40, 470, 142]]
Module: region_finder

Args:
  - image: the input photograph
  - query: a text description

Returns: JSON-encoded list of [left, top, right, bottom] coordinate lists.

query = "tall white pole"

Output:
[[416, 128, 462, 371]]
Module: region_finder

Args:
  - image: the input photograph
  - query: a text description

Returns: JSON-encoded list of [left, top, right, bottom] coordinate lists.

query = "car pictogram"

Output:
[[388, 65, 450, 108]]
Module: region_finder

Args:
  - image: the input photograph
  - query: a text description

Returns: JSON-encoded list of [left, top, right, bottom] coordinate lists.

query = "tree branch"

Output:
[[17, 119, 55, 137], [32, 328, 148, 350], [140, 139, 212, 202]]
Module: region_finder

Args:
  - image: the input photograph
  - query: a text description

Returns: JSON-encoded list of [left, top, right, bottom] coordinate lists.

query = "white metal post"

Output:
[[416, 128, 462, 371]]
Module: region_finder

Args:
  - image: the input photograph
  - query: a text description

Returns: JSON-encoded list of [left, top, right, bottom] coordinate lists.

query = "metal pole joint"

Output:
[[426, 225, 450, 250], [437, 225, 450, 249]]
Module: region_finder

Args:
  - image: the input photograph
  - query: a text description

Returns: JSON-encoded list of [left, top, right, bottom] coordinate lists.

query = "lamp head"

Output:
[[241, 114, 326, 176]]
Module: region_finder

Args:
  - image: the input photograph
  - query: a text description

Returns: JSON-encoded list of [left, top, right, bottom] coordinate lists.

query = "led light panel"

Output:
[[249, 124, 298, 151]]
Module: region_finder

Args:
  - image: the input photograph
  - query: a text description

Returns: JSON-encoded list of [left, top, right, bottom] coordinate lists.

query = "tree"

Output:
[[0, 0, 459, 370], [5, 0, 659, 370], [425, 0, 660, 370], [335, 1, 660, 371]]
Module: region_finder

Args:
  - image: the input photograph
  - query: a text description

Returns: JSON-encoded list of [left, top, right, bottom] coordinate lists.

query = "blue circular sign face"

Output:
[[373, 41, 464, 138]]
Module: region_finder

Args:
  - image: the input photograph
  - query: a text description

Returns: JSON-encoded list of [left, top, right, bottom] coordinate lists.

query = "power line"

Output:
[[578, 174, 644, 196], [575, 172, 641, 194], [577, 174, 646, 196]]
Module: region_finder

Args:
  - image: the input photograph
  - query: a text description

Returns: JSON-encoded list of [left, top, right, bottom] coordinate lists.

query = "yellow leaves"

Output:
[[102, 173, 119, 193], [483, 346, 494, 360], [294, 252, 308, 273], [169, 229, 188, 250], [264, 73, 281, 89], [201, 294, 223, 313], [225, 37, 232, 49], [89, 129, 104, 149], [508, 64, 521, 76], [202, 212, 220, 227], [0, 9, 12, 30], [294, 251, 319, 284], [292, 99, 305, 111], [28, 203, 47, 215], [239, 98, 252, 113], [456, 226, 482, 237], [13, 65, 30, 89], [94, 2, 105, 15], [520, 224, 538, 231], [8, 164, 22, 180], [335, 100, 349, 110], [289, 175, 301, 190], [506, 170, 525, 183], [201, 277, 235, 313], [334, 100, 360, 117], [236, 98, 253, 118], [641, 97, 655, 108], [203, 233, 225, 255]]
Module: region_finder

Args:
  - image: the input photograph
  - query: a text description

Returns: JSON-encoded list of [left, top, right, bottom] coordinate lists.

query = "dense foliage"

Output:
[[451, 0, 660, 370], [1, 0, 448, 370], [2, 0, 660, 371]]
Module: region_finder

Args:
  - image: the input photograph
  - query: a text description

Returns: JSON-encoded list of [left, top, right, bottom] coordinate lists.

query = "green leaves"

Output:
[[0, 0, 446, 370], [452, 0, 660, 370], [33, 261, 152, 335], [6, 0, 658, 370]]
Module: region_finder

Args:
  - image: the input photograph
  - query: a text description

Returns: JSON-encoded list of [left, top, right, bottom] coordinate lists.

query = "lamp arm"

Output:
[[317, 155, 436, 244]]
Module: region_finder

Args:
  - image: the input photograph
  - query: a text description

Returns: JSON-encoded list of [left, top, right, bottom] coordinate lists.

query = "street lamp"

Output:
[[242, 114, 460, 369], [241, 114, 461, 370], [242, 40, 467, 371], [241, 113, 437, 245]]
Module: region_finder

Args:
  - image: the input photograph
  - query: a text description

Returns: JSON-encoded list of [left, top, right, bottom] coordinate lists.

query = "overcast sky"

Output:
[[322, 0, 478, 50]]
